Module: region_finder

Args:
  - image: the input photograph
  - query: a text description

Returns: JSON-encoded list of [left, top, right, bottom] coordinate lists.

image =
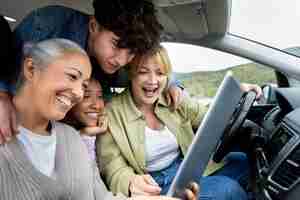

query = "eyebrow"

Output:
[[67, 67, 83, 77]]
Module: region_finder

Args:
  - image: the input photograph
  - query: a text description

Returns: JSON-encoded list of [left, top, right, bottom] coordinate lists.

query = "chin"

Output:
[[103, 67, 117, 74], [50, 112, 68, 121], [144, 98, 157, 105]]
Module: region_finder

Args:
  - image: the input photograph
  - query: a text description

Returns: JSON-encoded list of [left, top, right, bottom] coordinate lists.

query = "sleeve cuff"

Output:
[[0, 81, 16, 94]]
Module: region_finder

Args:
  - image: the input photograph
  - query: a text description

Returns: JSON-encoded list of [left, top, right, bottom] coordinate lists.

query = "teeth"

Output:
[[56, 96, 72, 106], [87, 113, 98, 118]]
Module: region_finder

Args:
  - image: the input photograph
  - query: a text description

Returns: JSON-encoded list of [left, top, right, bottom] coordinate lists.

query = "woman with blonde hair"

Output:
[[99, 46, 253, 200]]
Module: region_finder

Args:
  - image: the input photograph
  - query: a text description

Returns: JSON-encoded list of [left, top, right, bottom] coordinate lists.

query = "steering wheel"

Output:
[[213, 90, 257, 163]]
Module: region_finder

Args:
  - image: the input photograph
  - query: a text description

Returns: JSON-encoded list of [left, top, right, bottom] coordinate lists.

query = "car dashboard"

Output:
[[251, 87, 300, 200]]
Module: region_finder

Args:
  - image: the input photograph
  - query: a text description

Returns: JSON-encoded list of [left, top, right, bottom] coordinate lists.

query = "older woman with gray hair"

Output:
[[0, 38, 198, 200], [0, 38, 96, 199]]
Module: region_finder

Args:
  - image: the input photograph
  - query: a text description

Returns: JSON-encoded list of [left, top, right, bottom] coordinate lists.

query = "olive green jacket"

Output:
[[97, 89, 207, 196]]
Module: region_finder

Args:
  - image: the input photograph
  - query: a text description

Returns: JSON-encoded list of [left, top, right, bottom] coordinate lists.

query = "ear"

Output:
[[89, 16, 99, 34], [23, 58, 36, 81]]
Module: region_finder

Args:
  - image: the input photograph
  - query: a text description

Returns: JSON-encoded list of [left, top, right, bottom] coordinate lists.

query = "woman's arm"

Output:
[[180, 94, 208, 129], [92, 163, 128, 200], [96, 131, 136, 196]]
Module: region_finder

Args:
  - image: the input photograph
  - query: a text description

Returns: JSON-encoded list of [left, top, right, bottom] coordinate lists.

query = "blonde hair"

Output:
[[128, 45, 172, 79]]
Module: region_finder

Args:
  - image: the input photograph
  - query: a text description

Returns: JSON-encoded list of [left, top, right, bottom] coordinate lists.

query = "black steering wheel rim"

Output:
[[213, 90, 257, 163]]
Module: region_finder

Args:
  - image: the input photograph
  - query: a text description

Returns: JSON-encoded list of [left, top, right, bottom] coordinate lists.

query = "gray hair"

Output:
[[16, 38, 88, 91]]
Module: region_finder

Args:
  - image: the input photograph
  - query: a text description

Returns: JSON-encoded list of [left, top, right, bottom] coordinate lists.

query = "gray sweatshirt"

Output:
[[0, 122, 125, 200]]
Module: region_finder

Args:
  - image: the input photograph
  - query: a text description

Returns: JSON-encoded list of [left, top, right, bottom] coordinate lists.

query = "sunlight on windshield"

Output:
[[162, 42, 249, 73], [230, 0, 300, 50]]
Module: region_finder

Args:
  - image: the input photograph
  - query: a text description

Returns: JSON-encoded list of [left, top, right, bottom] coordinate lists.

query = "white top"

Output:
[[17, 124, 57, 177], [145, 126, 180, 172], [81, 135, 96, 162]]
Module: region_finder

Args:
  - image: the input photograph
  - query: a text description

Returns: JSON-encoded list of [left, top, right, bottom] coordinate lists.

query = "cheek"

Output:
[[75, 102, 88, 115], [95, 39, 113, 58]]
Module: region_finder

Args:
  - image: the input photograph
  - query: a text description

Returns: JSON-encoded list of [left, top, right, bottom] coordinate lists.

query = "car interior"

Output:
[[1, 0, 300, 199]]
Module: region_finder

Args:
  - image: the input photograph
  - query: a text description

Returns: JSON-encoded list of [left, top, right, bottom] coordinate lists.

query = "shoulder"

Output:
[[107, 89, 131, 115], [33, 5, 87, 18], [15, 5, 88, 33], [53, 121, 78, 133], [53, 122, 89, 156], [53, 121, 81, 142]]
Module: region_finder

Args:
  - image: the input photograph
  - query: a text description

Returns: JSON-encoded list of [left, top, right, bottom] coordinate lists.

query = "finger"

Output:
[[97, 115, 104, 127], [141, 184, 161, 195], [82, 126, 106, 136], [143, 175, 159, 186], [165, 93, 171, 106], [175, 89, 183, 110], [101, 116, 108, 129], [255, 87, 263, 99], [139, 178, 161, 194], [131, 183, 160, 196], [184, 189, 196, 200], [189, 182, 199, 196], [1, 123, 12, 142], [131, 189, 156, 197]]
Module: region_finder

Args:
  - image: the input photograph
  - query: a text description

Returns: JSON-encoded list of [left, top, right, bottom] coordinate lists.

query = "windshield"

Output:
[[230, 0, 300, 51], [230, 0, 300, 86]]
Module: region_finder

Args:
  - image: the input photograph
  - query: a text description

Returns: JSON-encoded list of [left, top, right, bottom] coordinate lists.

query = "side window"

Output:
[[164, 43, 277, 99]]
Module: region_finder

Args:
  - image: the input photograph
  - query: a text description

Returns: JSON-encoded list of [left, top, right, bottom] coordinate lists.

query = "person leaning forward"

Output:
[[0, 0, 184, 143]]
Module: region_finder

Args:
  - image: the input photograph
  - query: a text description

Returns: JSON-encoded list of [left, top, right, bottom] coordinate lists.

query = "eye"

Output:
[[112, 39, 118, 49], [83, 94, 91, 99], [82, 82, 88, 90], [97, 94, 103, 100], [137, 67, 148, 74], [67, 73, 78, 81]]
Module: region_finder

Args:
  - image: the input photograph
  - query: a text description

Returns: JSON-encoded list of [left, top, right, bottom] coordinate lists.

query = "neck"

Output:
[[137, 103, 154, 114], [14, 89, 50, 136]]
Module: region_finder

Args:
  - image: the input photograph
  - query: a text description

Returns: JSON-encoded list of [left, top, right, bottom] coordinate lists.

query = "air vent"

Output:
[[271, 146, 300, 189]]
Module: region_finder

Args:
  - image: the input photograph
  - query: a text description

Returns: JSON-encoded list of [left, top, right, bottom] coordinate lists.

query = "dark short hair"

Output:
[[93, 0, 163, 55]]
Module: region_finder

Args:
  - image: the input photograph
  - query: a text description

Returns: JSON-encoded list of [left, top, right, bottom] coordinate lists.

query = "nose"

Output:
[[114, 49, 134, 67], [147, 72, 159, 85], [91, 96, 104, 111]]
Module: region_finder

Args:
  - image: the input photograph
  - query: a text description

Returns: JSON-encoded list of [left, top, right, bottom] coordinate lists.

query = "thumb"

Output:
[[143, 174, 159, 186]]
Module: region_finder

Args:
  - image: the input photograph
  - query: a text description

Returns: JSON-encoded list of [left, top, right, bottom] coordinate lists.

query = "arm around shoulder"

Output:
[[180, 94, 208, 129]]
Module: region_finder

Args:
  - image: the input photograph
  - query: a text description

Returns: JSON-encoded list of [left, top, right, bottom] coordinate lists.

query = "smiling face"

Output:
[[70, 79, 105, 127], [88, 18, 134, 74], [131, 55, 168, 108], [30, 52, 91, 121]]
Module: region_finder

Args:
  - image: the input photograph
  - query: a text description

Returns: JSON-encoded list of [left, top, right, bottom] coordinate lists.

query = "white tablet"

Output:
[[167, 72, 243, 198]]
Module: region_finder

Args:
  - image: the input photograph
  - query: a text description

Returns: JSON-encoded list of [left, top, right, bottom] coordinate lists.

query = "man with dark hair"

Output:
[[0, 0, 183, 142]]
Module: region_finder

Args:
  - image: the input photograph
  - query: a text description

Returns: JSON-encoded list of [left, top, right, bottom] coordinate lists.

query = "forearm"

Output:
[[103, 160, 136, 196], [93, 164, 127, 200]]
